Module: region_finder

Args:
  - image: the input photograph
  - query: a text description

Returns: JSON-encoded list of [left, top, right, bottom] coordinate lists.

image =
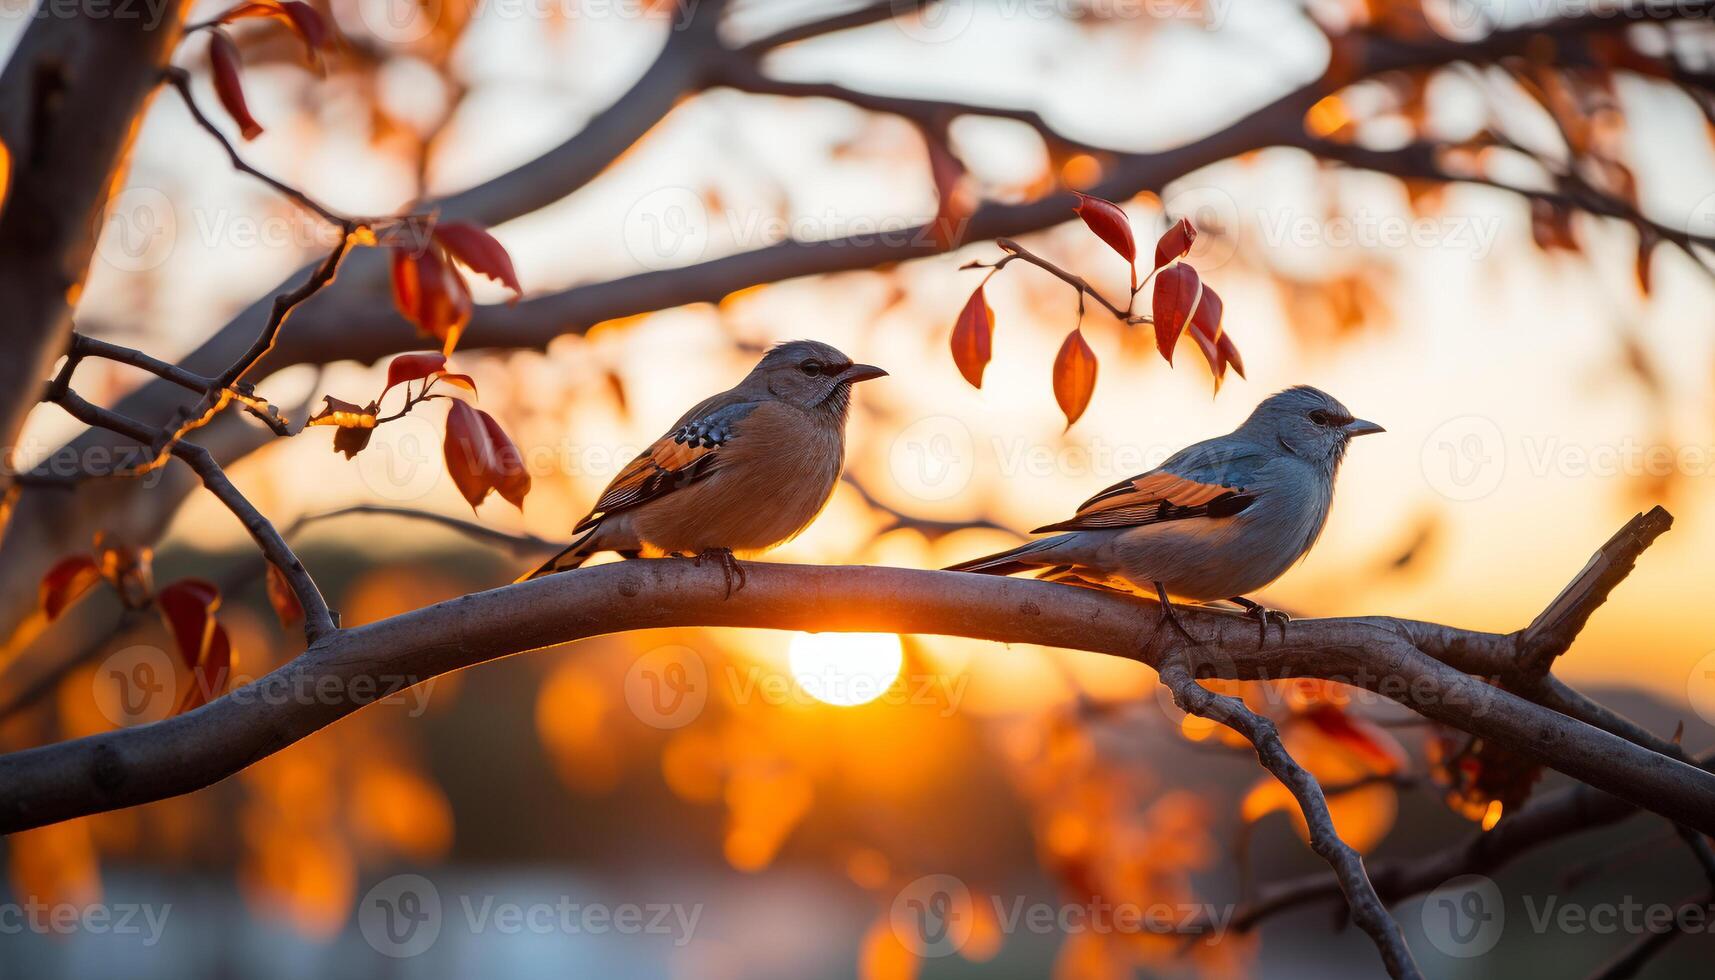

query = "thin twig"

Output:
[[48, 389, 337, 643], [1157, 658, 1422, 979]]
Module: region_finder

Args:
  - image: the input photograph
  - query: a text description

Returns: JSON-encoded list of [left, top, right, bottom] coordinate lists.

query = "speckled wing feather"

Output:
[[572, 398, 761, 532]]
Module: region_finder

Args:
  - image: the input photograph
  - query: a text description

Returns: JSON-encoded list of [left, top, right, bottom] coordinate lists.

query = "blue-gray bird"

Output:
[[945, 386, 1383, 638], [520, 340, 886, 592]]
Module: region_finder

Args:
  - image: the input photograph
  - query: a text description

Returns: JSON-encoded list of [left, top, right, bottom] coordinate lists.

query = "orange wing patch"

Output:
[[575, 436, 722, 532], [1036, 472, 1252, 532]]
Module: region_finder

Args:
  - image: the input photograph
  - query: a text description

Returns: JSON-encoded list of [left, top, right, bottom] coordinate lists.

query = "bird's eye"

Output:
[[1308, 410, 1334, 427], [799, 360, 824, 377]]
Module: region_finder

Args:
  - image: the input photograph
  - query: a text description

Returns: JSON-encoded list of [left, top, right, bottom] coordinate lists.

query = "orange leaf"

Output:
[[40, 556, 101, 622], [391, 246, 472, 355], [0, 136, 11, 222], [1215, 330, 1245, 380], [950, 283, 994, 388], [1153, 216, 1197, 271], [94, 534, 154, 610], [1051, 328, 1098, 428], [1305, 704, 1408, 773], [438, 373, 478, 395], [1072, 192, 1136, 287], [443, 400, 500, 510], [265, 562, 303, 628], [179, 622, 234, 713], [157, 578, 221, 671], [479, 410, 531, 510], [216, 1, 330, 61], [308, 396, 378, 458], [1151, 263, 1203, 363], [209, 31, 263, 141], [433, 222, 522, 299], [384, 352, 448, 394]]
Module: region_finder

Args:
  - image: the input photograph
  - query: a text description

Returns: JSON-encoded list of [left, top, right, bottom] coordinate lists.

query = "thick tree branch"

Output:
[[2, 510, 1713, 835], [1159, 657, 1421, 978]]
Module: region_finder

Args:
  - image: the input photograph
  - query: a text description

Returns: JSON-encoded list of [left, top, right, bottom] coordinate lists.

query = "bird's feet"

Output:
[[1228, 596, 1289, 645], [693, 547, 747, 598], [1153, 582, 1201, 646]]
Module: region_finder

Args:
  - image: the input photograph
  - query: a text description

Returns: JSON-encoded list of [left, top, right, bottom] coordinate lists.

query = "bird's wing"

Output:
[[574, 397, 761, 531], [1037, 440, 1266, 533]]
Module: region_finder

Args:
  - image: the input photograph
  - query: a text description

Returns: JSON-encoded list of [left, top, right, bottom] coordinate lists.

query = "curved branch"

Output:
[[3, 543, 1715, 834], [1159, 657, 1421, 978]]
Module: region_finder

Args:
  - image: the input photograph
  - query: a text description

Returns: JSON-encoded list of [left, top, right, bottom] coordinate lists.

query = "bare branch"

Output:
[[1517, 505, 1674, 677], [4, 510, 1715, 835], [285, 504, 557, 559], [735, 0, 937, 56], [1158, 657, 1421, 979], [46, 389, 336, 643]]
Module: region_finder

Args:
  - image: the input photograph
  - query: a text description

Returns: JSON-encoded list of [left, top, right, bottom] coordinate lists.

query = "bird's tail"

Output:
[[943, 536, 1070, 576], [516, 527, 601, 584]]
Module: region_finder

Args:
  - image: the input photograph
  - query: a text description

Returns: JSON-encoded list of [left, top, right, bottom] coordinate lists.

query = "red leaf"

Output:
[[265, 562, 303, 628], [40, 556, 101, 622], [1187, 327, 1225, 392], [1153, 217, 1197, 271], [1151, 264, 1203, 363], [1215, 330, 1245, 380], [209, 31, 263, 141], [179, 622, 234, 714], [1072, 193, 1136, 287], [157, 578, 221, 671], [1306, 704, 1408, 773], [433, 222, 522, 299], [443, 400, 500, 510], [391, 246, 472, 354], [307, 396, 379, 458], [1052, 328, 1098, 429], [479, 410, 531, 510], [277, 1, 331, 53], [1188, 282, 1224, 342], [216, 1, 330, 61], [950, 283, 994, 388], [384, 352, 448, 394]]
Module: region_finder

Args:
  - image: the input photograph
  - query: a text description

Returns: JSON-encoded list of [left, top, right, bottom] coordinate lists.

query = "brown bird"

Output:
[[519, 340, 887, 592]]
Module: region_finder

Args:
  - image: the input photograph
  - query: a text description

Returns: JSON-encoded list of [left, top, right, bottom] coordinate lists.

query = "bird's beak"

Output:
[[839, 363, 888, 383], [1344, 418, 1386, 438]]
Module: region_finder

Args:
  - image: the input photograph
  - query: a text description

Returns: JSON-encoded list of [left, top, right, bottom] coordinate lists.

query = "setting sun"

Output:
[[787, 632, 904, 707]]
